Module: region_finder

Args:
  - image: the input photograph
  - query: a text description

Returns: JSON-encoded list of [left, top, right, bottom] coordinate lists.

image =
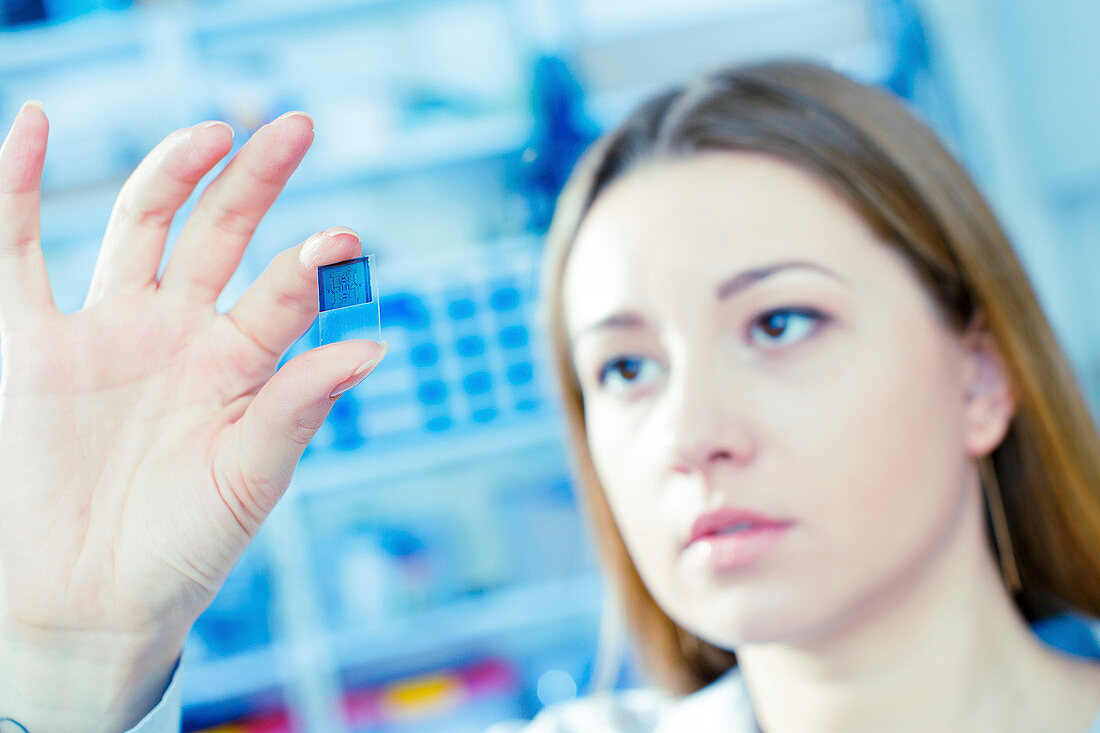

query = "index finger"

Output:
[[158, 112, 315, 303], [84, 121, 235, 306]]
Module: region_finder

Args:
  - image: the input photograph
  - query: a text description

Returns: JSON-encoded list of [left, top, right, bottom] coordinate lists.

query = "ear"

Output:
[[960, 311, 1017, 458]]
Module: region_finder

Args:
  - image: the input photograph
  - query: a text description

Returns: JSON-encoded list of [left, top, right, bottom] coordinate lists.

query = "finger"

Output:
[[85, 121, 234, 305], [224, 227, 362, 362], [159, 112, 315, 303], [215, 340, 388, 531], [0, 100, 57, 332]]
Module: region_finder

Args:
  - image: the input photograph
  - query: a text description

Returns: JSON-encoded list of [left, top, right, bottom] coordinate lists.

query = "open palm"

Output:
[[0, 104, 386, 662]]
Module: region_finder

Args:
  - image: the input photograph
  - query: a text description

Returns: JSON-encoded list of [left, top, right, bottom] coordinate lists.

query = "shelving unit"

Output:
[[0, 1, 925, 731], [6, 2, 1100, 730]]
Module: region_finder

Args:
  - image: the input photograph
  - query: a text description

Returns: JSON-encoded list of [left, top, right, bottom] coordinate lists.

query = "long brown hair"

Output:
[[541, 59, 1100, 695]]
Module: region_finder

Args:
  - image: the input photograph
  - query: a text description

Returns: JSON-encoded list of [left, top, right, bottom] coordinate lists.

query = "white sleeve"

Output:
[[124, 653, 183, 733]]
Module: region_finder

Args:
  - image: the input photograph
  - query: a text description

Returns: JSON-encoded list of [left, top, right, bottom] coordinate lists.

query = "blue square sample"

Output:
[[319, 257, 371, 310], [317, 255, 381, 345]]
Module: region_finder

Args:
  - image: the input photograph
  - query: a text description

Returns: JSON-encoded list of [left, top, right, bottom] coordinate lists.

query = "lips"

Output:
[[684, 507, 794, 551]]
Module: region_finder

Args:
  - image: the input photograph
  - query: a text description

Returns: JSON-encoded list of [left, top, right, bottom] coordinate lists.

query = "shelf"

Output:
[[0, 12, 142, 74], [0, 0, 466, 73], [291, 415, 567, 495], [572, 0, 867, 47], [182, 570, 603, 709], [189, 0, 468, 40], [3, 0, 533, 201], [330, 571, 604, 676], [181, 641, 286, 709], [281, 108, 532, 197]]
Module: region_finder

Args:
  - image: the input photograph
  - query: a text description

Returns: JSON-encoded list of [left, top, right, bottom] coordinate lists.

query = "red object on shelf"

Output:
[[192, 708, 294, 733], [341, 657, 519, 726], [244, 710, 294, 733], [463, 658, 520, 696]]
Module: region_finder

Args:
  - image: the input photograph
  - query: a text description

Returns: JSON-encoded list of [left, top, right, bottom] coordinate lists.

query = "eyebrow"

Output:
[[715, 260, 849, 300], [571, 260, 848, 345]]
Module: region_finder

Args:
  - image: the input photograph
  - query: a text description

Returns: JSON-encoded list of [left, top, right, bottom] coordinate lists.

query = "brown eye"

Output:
[[600, 358, 642, 383], [597, 356, 662, 395], [760, 312, 789, 338], [749, 308, 827, 347]]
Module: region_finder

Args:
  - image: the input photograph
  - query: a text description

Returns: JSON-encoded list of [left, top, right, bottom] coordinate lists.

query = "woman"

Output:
[[1, 60, 1099, 732]]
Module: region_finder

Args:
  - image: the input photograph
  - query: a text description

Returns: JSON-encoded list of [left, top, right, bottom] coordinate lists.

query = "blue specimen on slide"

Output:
[[317, 255, 381, 345]]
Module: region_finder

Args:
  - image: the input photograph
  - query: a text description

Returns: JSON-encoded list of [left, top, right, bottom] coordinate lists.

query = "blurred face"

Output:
[[563, 152, 983, 648]]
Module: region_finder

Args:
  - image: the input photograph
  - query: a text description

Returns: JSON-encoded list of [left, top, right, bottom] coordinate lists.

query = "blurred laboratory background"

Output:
[[2, 0, 1099, 731]]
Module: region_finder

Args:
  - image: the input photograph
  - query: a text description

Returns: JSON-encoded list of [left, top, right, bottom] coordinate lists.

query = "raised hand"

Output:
[[0, 102, 386, 731]]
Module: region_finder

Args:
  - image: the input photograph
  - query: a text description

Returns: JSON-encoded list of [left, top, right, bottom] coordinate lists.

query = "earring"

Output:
[[978, 455, 1022, 594]]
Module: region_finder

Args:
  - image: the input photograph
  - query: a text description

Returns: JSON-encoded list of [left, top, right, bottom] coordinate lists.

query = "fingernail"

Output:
[[323, 226, 360, 239], [274, 111, 315, 130], [22, 99, 44, 114], [330, 354, 384, 398], [300, 227, 361, 268], [299, 234, 326, 268], [196, 120, 234, 137], [187, 121, 234, 167]]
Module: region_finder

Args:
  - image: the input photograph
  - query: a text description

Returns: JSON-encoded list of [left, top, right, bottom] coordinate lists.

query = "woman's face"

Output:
[[563, 151, 1008, 648]]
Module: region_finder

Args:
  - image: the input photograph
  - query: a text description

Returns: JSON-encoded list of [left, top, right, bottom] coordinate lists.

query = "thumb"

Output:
[[220, 339, 387, 528]]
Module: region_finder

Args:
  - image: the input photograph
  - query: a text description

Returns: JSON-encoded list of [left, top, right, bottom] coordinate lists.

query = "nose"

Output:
[[663, 360, 756, 476]]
